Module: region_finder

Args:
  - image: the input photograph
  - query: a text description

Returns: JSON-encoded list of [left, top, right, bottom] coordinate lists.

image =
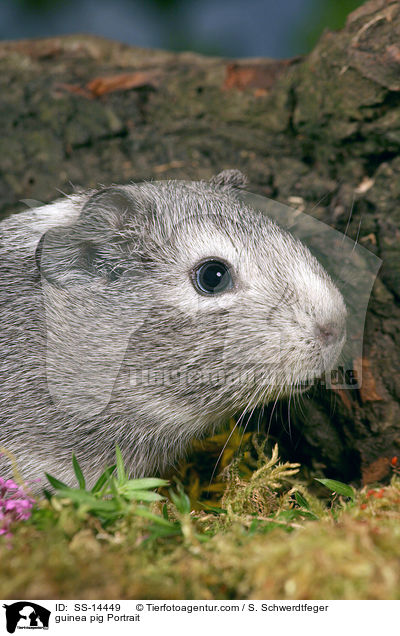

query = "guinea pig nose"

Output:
[[315, 322, 342, 345]]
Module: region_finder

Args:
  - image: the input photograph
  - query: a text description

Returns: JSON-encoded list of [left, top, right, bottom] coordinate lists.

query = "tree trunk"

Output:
[[1, 0, 399, 483]]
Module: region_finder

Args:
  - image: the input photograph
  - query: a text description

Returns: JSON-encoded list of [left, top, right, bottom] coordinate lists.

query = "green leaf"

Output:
[[121, 478, 169, 490], [115, 445, 126, 483], [55, 489, 120, 513], [169, 485, 191, 514], [108, 477, 121, 499], [72, 454, 86, 490], [315, 478, 355, 500], [91, 465, 116, 494], [119, 488, 164, 502], [295, 491, 310, 509], [134, 506, 179, 529], [301, 510, 320, 520], [42, 488, 53, 501], [45, 473, 70, 490], [277, 509, 305, 522], [201, 504, 227, 514]]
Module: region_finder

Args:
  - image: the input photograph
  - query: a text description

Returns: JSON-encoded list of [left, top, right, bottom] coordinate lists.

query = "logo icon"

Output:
[[2, 602, 50, 633]]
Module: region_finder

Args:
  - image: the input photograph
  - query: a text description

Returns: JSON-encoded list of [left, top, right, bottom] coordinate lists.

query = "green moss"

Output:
[[1, 438, 399, 600]]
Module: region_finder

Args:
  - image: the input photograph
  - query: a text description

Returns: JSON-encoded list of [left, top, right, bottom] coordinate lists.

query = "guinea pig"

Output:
[[0, 170, 346, 486]]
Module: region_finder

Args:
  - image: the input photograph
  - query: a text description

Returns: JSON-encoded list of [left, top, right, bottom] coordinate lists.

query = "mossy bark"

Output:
[[1, 0, 399, 483]]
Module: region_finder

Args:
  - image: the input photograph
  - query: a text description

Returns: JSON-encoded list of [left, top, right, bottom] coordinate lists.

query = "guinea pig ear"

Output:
[[36, 187, 140, 287], [37, 188, 149, 419], [210, 169, 248, 189]]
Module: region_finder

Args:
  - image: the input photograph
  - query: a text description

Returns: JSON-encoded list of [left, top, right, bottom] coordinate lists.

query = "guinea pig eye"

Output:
[[193, 259, 233, 295]]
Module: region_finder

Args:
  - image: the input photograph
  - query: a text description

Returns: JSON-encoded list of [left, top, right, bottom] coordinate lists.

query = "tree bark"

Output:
[[1, 0, 399, 483]]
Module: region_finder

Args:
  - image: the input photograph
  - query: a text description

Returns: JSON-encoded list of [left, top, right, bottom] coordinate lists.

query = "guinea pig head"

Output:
[[36, 172, 347, 422]]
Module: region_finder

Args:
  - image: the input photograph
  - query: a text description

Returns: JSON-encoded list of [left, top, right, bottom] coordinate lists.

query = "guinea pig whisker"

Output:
[[256, 404, 265, 435], [341, 194, 355, 245], [309, 179, 342, 213], [207, 418, 240, 488], [287, 386, 294, 442], [352, 216, 363, 252], [294, 384, 307, 421], [239, 404, 257, 438], [207, 380, 269, 488], [266, 385, 285, 439]]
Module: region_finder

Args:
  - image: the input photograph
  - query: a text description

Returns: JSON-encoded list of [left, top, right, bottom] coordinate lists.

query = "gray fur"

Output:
[[0, 172, 346, 487]]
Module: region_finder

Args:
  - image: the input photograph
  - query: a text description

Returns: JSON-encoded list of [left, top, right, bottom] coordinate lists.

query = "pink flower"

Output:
[[0, 478, 18, 491], [0, 476, 36, 542]]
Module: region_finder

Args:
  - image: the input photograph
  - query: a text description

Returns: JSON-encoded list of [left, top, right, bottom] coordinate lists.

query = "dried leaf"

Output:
[[223, 58, 298, 91], [87, 71, 160, 97]]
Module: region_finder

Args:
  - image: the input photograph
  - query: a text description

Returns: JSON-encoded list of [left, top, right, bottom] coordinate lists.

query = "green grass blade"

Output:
[[115, 445, 126, 483], [121, 478, 169, 490], [72, 454, 86, 490], [91, 465, 116, 494], [295, 491, 310, 509], [45, 473, 70, 491]]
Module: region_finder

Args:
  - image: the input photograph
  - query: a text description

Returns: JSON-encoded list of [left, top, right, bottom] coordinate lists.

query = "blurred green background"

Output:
[[1, 0, 365, 58]]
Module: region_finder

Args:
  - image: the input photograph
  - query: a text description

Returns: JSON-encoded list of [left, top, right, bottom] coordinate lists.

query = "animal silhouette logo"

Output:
[[2, 602, 50, 633]]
